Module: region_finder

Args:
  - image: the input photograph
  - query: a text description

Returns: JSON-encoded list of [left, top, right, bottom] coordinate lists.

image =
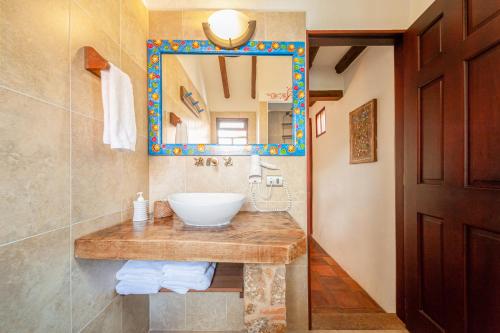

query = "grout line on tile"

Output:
[[71, 210, 123, 227], [181, 9, 185, 40], [0, 225, 70, 249], [69, 0, 74, 331], [0, 84, 69, 112], [119, 0, 122, 66], [77, 295, 118, 333], [70, 108, 105, 122], [71, 0, 121, 48]]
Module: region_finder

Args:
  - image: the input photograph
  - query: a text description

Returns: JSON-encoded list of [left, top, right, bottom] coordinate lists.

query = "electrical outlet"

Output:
[[266, 176, 283, 187]]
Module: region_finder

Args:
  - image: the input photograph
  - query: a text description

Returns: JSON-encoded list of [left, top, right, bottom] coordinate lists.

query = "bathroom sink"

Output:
[[167, 193, 246, 227]]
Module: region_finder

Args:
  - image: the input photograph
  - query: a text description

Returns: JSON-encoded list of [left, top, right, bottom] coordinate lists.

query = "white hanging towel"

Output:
[[101, 63, 136, 151]]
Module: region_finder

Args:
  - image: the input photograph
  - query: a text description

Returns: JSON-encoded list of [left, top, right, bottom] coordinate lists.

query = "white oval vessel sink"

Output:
[[167, 193, 246, 227]]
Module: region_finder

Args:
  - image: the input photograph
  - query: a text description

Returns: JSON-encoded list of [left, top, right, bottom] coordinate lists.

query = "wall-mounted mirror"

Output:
[[147, 40, 306, 156]]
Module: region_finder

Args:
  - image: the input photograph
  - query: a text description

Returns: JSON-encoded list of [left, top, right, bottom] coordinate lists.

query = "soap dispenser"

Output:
[[133, 192, 149, 222]]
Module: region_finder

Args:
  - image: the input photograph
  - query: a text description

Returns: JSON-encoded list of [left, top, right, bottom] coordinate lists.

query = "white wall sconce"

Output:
[[202, 10, 256, 49]]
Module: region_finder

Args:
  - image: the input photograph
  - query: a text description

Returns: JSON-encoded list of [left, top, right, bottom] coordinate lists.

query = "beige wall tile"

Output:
[[181, 10, 213, 40], [123, 295, 150, 333], [122, 136, 149, 213], [122, 52, 149, 137], [286, 264, 309, 330], [261, 156, 307, 202], [226, 293, 245, 330], [73, 0, 121, 43], [0, 88, 70, 245], [0, 0, 70, 107], [149, 11, 183, 39], [149, 156, 187, 204], [81, 296, 122, 333], [71, 113, 123, 223], [70, 2, 121, 121], [150, 293, 187, 330], [121, 0, 149, 67], [149, 292, 244, 331], [244, 11, 266, 41], [185, 159, 226, 192], [149, 10, 266, 41], [186, 293, 227, 330], [289, 201, 307, 231], [265, 12, 306, 41], [0, 228, 70, 332], [71, 212, 124, 332]]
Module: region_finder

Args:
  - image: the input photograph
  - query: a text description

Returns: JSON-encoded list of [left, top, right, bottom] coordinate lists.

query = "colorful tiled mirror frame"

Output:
[[147, 39, 306, 156]]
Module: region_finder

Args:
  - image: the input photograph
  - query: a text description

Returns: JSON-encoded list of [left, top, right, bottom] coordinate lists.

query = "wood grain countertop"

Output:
[[74, 211, 306, 264]]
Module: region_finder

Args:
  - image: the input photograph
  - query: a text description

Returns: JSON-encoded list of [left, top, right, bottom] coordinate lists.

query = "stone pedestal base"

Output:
[[243, 264, 286, 333]]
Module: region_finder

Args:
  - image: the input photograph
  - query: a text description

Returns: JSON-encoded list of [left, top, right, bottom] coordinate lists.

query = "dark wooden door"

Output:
[[403, 0, 500, 332]]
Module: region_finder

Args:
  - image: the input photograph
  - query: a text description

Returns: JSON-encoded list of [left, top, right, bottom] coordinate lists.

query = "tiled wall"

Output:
[[0, 0, 149, 332], [149, 10, 309, 331]]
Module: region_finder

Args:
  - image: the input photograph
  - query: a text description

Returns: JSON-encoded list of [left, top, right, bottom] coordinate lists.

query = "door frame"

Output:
[[306, 30, 406, 328]]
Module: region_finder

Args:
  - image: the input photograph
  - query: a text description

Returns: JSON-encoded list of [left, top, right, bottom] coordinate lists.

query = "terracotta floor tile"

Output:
[[309, 238, 384, 316], [312, 264, 337, 277]]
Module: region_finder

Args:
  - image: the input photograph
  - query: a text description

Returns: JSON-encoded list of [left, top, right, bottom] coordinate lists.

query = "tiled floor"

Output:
[[309, 239, 406, 330], [310, 239, 383, 314]]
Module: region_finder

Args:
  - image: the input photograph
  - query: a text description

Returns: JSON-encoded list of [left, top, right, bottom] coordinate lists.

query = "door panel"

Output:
[[466, 0, 500, 33], [418, 214, 445, 330], [419, 77, 444, 184], [466, 227, 500, 332], [404, 0, 500, 332], [467, 44, 500, 188]]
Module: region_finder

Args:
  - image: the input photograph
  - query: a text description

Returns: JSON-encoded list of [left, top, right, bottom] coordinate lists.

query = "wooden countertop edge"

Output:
[[74, 235, 307, 264]]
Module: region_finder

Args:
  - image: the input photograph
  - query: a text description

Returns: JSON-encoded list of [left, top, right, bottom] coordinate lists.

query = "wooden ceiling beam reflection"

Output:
[[218, 56, 230, 98], [251, 56, 257, 99], [309, 90, 343, 107], [335, 46, 366, 74], [309, 46, 320, 69]]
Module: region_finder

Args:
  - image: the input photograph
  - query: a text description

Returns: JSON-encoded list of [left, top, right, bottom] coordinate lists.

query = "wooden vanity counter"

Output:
[[74, 211, 306, 264]]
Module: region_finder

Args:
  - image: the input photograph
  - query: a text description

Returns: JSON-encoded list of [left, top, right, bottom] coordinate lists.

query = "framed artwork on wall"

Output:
[[349, 99, 377, 164]]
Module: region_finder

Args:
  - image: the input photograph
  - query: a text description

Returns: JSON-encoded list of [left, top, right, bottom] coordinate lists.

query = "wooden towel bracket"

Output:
[[84, 46, 109, 77], [170, 113, 182, 126]]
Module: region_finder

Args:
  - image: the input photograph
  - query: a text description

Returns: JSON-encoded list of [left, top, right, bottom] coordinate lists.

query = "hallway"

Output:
[[310, 239, 406, 330]]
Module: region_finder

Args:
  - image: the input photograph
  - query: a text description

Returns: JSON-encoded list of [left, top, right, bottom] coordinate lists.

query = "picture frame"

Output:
[[349, 99, 377, 164]]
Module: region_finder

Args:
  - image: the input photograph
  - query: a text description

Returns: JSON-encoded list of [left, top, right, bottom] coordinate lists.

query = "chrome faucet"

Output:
[[206, 157, 219, 167], [223, 157, 233, 167], [193, 157, 204, 166]]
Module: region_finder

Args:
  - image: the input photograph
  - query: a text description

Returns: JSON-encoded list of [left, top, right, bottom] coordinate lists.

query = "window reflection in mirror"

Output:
[[161, 54, 293, 145]]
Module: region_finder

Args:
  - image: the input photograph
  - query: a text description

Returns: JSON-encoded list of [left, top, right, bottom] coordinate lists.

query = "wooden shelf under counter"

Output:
[[160, 262, 244, 297]]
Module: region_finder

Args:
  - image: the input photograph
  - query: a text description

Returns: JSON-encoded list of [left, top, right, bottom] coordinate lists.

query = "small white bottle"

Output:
[[133, 192, 149, 222]]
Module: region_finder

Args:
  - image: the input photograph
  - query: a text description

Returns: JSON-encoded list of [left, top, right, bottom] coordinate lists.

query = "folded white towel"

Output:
[[163, 263, 216, 283], [116, 280, 160, 295], [161, 261, 212, 276], [101, 62, 136, 151], [116, 260, 166, 282], [160, 263, 216, 294]]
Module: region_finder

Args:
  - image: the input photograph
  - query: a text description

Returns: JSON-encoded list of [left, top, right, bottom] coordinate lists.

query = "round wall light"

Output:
[[202, 10, 256, 49]]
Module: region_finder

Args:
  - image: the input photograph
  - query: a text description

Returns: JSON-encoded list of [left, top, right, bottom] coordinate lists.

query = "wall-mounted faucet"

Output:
[[206, 157, 219, 167], [194, 157, 204, 166], [223, 157, 233, 167]]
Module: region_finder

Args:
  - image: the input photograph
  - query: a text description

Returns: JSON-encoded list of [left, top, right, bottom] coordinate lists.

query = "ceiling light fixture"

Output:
[[202, 10, 256, 49]]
